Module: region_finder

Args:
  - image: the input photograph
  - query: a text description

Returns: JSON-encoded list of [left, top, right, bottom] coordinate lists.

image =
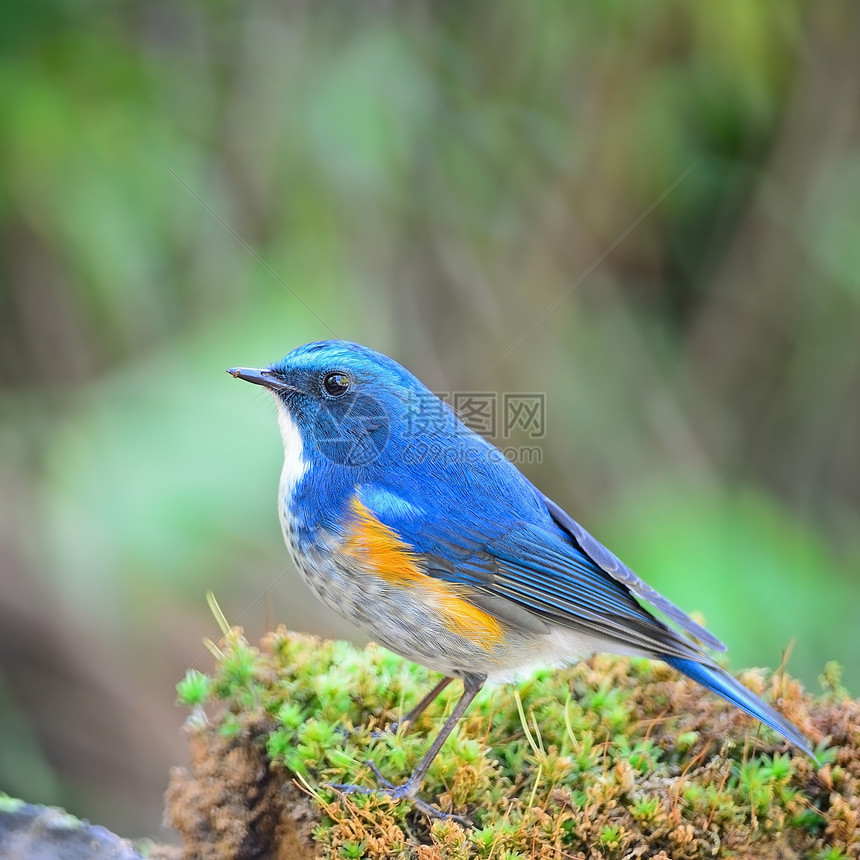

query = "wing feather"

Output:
[[541, 494, 726, 652], [358, 485, 721, 663]]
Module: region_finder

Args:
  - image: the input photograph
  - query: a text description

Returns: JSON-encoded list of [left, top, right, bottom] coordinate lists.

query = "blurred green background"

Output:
[[2, 0, 859, 842]]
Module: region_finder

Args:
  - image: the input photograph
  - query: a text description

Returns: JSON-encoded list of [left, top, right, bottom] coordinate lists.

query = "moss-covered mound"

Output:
[[165, 628, 857, 859]]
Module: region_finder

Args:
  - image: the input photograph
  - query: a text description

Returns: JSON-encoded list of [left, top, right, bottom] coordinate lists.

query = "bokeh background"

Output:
[[2, 0, 859, 842]]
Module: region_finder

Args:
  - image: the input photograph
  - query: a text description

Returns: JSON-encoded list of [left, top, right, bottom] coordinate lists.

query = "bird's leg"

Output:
[[390, 675, 453, 734], [392, 674, 483, 798], [369, 675, 453, 739], [329, 673, 485, 820]]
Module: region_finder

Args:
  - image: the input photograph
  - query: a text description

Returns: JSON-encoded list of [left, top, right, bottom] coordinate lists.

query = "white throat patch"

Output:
[[274, 398, 308, 499]]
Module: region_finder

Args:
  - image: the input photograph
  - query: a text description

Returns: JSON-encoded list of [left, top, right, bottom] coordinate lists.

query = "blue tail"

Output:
[[662, 655, 814, 759]]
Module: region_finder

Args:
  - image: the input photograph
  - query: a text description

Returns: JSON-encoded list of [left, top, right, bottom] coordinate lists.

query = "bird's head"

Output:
[[228, 340, 453, 474]]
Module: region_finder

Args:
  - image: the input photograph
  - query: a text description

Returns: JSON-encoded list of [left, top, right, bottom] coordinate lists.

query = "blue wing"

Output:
[[540, 493, 726, 652], [357, 485, 717, 663]]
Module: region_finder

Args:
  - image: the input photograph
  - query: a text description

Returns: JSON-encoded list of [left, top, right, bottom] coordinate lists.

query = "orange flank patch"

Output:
[[341, 498, 504, 647]]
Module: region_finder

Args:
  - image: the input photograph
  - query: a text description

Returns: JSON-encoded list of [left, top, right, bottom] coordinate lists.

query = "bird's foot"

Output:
[[336, 715, 408, 741], [369, 718, 409, 739], [337, 718, 399, 741], [326, 762, 468, 824]]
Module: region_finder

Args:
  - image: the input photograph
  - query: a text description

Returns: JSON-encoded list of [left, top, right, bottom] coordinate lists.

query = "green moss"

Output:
[[169, 627, 859, 859], [176, 668, 212, 706]]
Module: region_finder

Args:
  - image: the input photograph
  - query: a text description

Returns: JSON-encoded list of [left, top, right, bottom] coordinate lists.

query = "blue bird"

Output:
[[228, 340, 813, 816]]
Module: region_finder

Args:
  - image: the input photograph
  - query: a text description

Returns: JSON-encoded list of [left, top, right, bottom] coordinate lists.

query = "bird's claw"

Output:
[[366, 759, 396, 788], [325, 763, 468, 824], [368, 725, 394, 740], [412, 798, 469, 825], [339, 720, 399, 741], [369, 717, 410, 739]]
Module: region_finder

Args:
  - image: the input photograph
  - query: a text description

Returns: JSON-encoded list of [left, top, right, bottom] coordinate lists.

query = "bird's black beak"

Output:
[[227, 367, 296, 393]]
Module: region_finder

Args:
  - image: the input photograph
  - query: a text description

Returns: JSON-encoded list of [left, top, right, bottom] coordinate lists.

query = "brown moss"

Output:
[[164, 715, 319, 859]]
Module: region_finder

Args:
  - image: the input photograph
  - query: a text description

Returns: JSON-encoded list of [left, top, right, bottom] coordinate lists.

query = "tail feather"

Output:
[[662, 655, 814, 759]]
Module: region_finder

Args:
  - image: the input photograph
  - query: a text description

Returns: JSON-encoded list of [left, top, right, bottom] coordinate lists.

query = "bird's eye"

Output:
[[323, 372, 350, 397]]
